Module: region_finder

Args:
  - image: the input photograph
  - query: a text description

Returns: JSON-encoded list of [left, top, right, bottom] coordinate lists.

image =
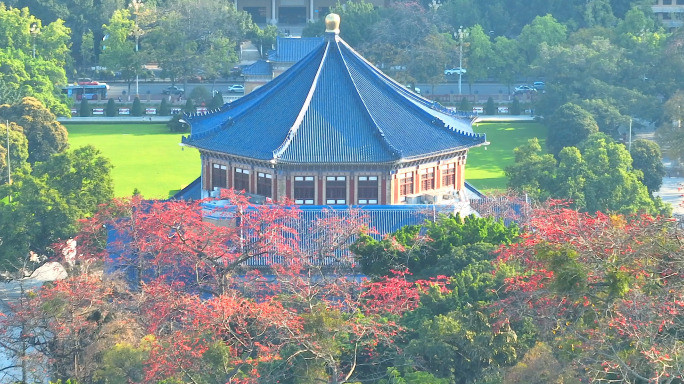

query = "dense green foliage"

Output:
[[0, 5, 71, 116], [485, 97, 496, 115], [0, 97, 69, 163], [0, 144, 113, 269], [630, 139, 666, 194], [506, 133, 668, 215], [158, 97, 170, 116], [352, 214, 518, 279], [546, 103, 599, 157]]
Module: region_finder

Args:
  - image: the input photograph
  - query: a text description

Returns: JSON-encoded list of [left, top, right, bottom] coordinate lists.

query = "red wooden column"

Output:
[[273, 174, 278, 201], [286, 177, 292, 199], [203, 161, 211, 190], [318, 177, 324, 204], [382, 176, 388, 205], [349, 176, 355, 205], [435, 165, 442, 189]]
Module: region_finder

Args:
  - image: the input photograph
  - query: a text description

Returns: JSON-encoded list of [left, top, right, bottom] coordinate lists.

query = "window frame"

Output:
[[325, 176, 347, 205], [294, 176, 315, 205], [399, 172, 413, 196], [211, 163, 227, 190], [257, 172, 272, 198], [420, 168, 435, 191], [441, 163, 456, 187], [234, 167, 250, 192], [357, 176, 378, 205]]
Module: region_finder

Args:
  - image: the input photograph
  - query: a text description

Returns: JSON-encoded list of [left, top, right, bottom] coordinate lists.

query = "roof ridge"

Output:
[[336, 40, 402, 160], [337, 41, 445, 125], [272, 41, 331, 160], [339, 40, 485, 141]]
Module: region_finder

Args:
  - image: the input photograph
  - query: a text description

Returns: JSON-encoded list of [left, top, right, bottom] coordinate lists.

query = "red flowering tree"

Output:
[[494, 202, 684, 383], [18, 192, 444, 384]]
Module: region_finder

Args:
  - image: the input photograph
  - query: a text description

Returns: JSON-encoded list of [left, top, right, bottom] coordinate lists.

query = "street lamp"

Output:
[[455, 26, 469, 95], [30, 23, 39, 59], [129, 0, 144, 98]]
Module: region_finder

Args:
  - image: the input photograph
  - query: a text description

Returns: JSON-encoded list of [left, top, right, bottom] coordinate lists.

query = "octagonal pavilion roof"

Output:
[[182, 30, 486, 165]]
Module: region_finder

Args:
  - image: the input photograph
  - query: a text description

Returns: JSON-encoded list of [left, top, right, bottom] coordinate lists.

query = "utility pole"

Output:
[[456, 26, 468, 95], [628, 118, 632, 153], [130, 0, 144, 98]]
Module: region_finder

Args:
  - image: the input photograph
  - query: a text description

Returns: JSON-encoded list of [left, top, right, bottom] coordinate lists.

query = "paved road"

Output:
[[103, 80, 530, 100], [107, 82, 245, 100]]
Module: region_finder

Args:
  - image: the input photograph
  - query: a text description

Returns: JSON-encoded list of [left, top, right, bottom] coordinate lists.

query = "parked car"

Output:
[[227, 84, 245, 93], [444, 67, 466, 75], [163, 86, 185, 95], [533, 81, 545, 90], [514, 85, 536, 94]]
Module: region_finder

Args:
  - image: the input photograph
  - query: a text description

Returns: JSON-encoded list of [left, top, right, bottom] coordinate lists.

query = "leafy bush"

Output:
[[131, 97, 143, 116], [79, 98, 90, 117], [106, 98, 117, 117], [486, 97, 496, 115], [511, 97, 521, 115], [158, 98, 170, 116]]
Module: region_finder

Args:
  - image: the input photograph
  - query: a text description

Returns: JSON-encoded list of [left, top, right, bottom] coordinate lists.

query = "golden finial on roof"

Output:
[[325, 13, 340, 34]]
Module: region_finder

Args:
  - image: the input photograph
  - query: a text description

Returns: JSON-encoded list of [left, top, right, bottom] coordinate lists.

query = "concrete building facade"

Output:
[[652, 0, 684, 31], [232, 0, 385, 25]]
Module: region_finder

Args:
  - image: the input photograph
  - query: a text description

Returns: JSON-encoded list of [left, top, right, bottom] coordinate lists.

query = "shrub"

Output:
[[188, 86, 211, 106], [167, 114, 188, 132], [158, 98, 170, 116], [183, 98, 195, 114], [106, 98, 117, 117], [485, 97, 496, 115], [208, 91, 224, 110], [459, 97, 471, 112], [79, 98, 91, 117], [131, 97, 143, 116], [511, 97, 521, 115]]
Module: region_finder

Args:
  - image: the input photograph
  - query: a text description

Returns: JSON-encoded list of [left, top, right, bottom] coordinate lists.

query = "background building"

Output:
[[652, 0, 684, 31], [232, 0, 385, 26]]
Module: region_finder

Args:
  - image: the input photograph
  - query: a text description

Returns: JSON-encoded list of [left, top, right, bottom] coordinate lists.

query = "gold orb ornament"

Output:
[[325, 13, 340, 34]]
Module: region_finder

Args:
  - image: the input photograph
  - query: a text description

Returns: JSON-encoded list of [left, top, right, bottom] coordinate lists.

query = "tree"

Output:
[[630, 139, 665, 194], [79, 97, 90, 117], [518, 14, 567, 65], [188, 86, 212, 107], [147, 0, 247, 91], [0, 145, 113, 269], [546, 103, 598, 157], [248, 24, 279, 57], [352, 213, 518, 279], [495, 205, 684, 384], [62, 194, 445, 384], [506, 133, 666, 215], [131, 96, 142, 116], [100, 9, 147, 97], [465, 25, 493, 93], [511, 97, 521, 115], [0, 121, 29, 186], [0, 97, 69, 163], [106, 98, 117, 117], [491, 36, 524, 93], [485, 97, 496, 115], [302, 0, 381, 48], [406, 33, 452, 94], [0, 5, 71, 116], [504, 138, 557, 201], [158, 97, 170, 116], [656, 91, 684, 161]]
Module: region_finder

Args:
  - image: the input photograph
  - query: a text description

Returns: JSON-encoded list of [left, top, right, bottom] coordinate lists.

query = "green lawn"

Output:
[[64, 124, 200, 198], [466, 122, 546, 192]]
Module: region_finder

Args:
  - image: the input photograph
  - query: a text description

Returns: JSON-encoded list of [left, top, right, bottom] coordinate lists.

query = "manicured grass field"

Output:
[[64, 123, 200, 198], [467, 122, 547, 192]]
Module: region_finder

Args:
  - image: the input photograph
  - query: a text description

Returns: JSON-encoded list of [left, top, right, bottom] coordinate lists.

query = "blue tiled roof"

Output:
[[268, 36, 325, 63], [172, 176, 201, 200], [183, 33, 486, 164], [242, 60, 272, 76]]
